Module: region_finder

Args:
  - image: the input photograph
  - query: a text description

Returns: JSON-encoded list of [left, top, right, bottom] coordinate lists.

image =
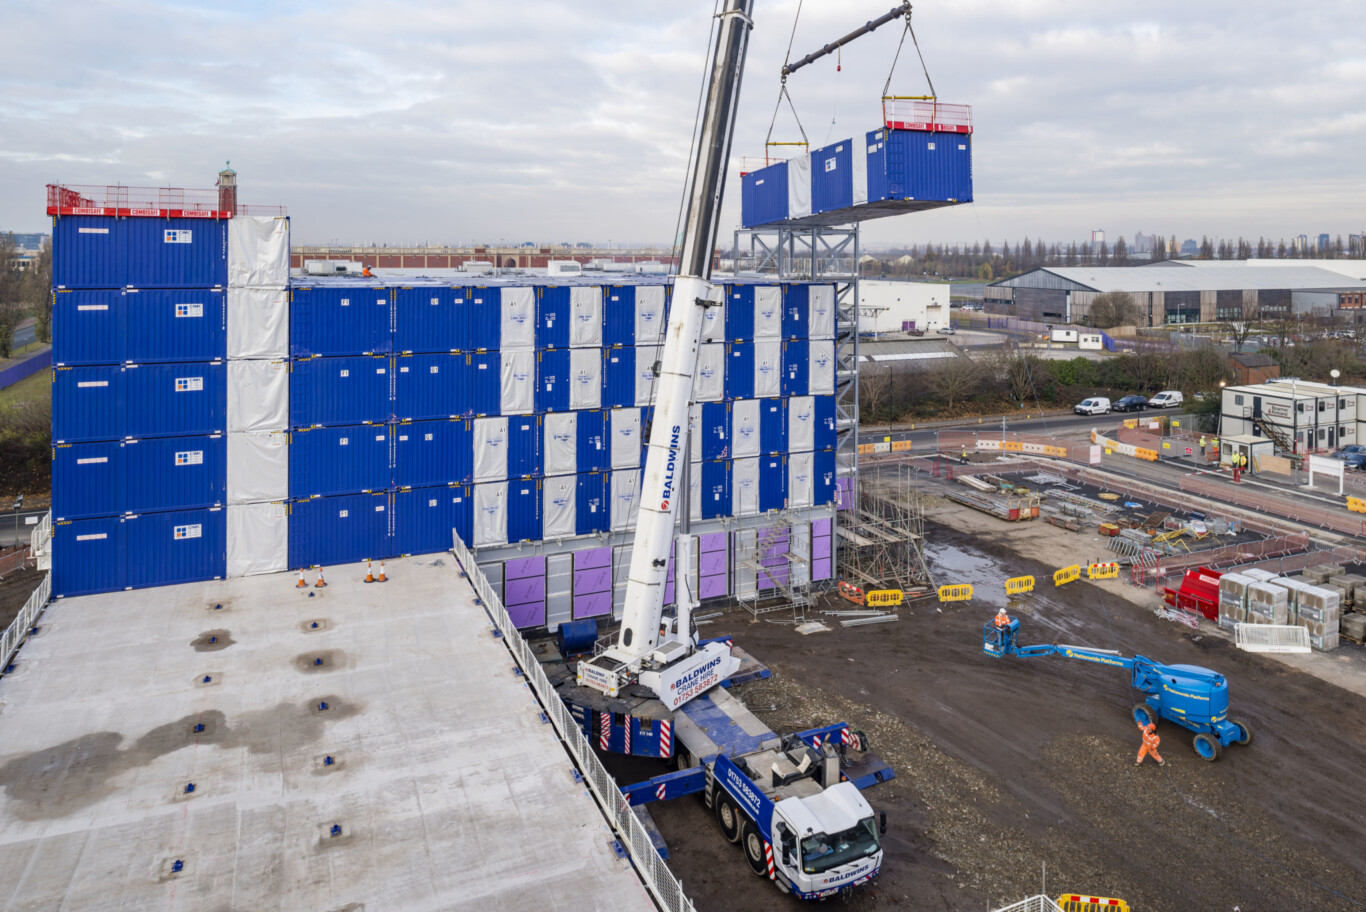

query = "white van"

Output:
[[1148, 390, 1184, 409], [1074, 397, 1111, 416]]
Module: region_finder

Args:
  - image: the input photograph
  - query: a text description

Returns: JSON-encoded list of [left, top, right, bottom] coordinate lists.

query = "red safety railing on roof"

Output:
[[46, 184, 286, 218], [882, 97, 973, 134]]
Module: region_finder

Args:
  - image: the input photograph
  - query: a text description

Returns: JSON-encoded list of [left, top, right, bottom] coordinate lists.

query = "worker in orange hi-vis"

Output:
[[362, 265, 374, 277], [993, 607, 1011, 628], [1136, 721, 1164, 766]]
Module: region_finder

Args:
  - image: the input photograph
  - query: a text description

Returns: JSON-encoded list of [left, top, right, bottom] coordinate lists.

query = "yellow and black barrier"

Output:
[[1053, 564, 1082, 586], [866, 589, 904, 607], [1004, 575, 1035, 596], [1088, 561, 1120, 580], [1057, 894, 1129, 912], [937, 584, 973, 602]]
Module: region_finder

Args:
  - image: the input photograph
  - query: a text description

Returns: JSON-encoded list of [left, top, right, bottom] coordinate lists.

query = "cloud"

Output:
[[2, 0, 1364, 246]]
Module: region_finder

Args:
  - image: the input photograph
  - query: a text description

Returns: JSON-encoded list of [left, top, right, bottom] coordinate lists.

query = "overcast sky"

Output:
[[3, 1, 1364, 248]]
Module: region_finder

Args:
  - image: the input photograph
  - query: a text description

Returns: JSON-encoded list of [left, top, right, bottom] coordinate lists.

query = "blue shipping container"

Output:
[[698, 401, 729, 460], [868, 127, 973, 206], [811, 139, 855, 215], [740, 164, 789, 229], [53, 288, 226, 365], [290, 424, 391, 498], [758, 455, 788, 512], [814, 395, 838, 451], [465, 287, 501, 350], [759, 398, 786, 455], [726, 343, 755, 400], [52, 365, 123, 443], [123, 218, 228, 289], [52, 440, 123, 519], [577, 409, 608, 472], [290, 356, 391, 427], [395, 285, 461, 353], [781, 284, 808, 341], [123, 435, 227, 515], [725, 285, 755, 342], [603, 285, 636, 347], [291, 285, 392, 356], [394, 485, 471, 555], [52, 216, 125, 289], [536, 349, 571, 413], [462, 351, 501, 416], [289, 492, 394, 569], [814, 449, 837, 506], [575, 472, 609, 534], [125, 507, 226, 589], [698, 459, 730, 520], [52, 516, 127, 598], [394, 419, 471, 488], [124, 362, 227, 439], [782, 341, 809, 396], [602, 348, 634, 409], [508, 479, 541, 543], [534, 286, 569, 349], [507, 415, 541, 478], [394, 352, 457, 421]]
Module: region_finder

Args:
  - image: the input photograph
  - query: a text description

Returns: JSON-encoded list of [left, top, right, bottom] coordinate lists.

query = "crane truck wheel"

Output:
[[1193, 732, 1223, 761], [742, 822, 769, 876], [1132, 703, 1157, 727], [715, 794, 744, 844], [1231, 718, 1254, 746]]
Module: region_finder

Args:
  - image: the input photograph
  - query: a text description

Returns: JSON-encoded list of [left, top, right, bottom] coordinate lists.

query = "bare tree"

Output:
[[1223, 295, 1263, 350], [858, 366, 893, 423], [929, 353, 983, 411], [994, 347, 1044, 405], [1088, 291, 1143, 328]]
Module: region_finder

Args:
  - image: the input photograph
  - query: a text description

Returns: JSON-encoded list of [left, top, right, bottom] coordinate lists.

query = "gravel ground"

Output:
[[627, 510, 1366, 912]]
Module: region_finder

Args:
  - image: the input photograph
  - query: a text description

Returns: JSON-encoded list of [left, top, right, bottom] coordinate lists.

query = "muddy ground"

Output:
[[614, 510, 1366, 912]]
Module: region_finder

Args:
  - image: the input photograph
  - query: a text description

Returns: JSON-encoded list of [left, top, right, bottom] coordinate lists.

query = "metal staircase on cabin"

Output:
[[1252, 415, 1296, 454]]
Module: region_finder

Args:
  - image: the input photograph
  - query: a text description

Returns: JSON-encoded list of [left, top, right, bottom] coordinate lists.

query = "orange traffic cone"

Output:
[[364, 559, 376, 584], [376, 561, 387, 583], [296, 569, 307, 588], [314, 569, 327, 588]]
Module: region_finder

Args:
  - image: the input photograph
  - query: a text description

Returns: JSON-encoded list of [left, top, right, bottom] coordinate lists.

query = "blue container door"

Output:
[[536, 287, 571, 349], [123, 218, 227, 289], [53, 216, 125, 289], [781, 284, 808, 341], [53, 290, 122, 365], [726, 343, 754, 399], [536, 349, 570, 413], [810, 140, 854, 214], [759, 398, 786, 454], [740, 161, 790, 228], [52, 441, 123, 519], [466, 288, 500, 350], [394, 419, 471, 487], [124, 435, 227, 514], [290, 425, 390, 498], [394, 485, 471, 555], [291, 356, 391, 427], [700, 401, 729, 459], [577, 409, 608, 472], [758, 455, 787, 512], [463, 352, 500, 416], [507, 479, 541, 543], [53, 365, 122, 443], [126, 289, 227, 363], [395, 286, 459, 353], [782, 341, 810, 396], [575, 472, 608, 534], [52, 517, 126, 597], [123, 362, 227, 438], [886, 129, 971, 202], [603, 348, 635, 409], [603, 286, 636, 347], [813, 450, 837, 506], [394, 353, 456, 420], [507, 415, 541, 478], [291, 286, 391, 356], [814, 395, 837, 451], [699, 459, 730, 520], [726, 285, 755, 342], [125, 508, 226, 588], [290, 492, 393, 568], [950, 134, 973, 201], [864, 129, 890, 201]]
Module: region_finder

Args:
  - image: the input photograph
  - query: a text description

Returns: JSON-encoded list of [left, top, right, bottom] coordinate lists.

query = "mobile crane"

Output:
[[983, 613, 1254, 760]]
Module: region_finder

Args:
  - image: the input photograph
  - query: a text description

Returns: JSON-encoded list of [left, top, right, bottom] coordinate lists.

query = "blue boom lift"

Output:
[[983, 614, 1254, 761]]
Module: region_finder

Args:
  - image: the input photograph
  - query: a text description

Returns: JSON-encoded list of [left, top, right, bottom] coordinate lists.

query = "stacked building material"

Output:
[[1296, 585, 1341, 651], [1329, 574, 1366, 610], [1245, 580, 1289, 625], [1341, 612, 1366, 644], [1304, 564, 1345, 584], [1218, 572, 1255, 630]]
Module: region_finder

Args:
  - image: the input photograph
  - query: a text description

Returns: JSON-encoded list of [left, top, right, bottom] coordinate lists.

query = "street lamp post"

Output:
[[10, 494, 22, 550]]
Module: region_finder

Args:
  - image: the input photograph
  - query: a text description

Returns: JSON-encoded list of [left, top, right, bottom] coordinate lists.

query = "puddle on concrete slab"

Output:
[[922, 540, 1009, 608]]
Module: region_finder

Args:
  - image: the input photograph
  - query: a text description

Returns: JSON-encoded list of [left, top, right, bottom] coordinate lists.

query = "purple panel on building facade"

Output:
[[575, 591, 612, 618], [812, 518, 831, 538], [699, 531, 727, 552], [700, 574, 728, 600], [505, 555, 546, 581], [836, 477, 853, 509], [505, 575, 546, 606], [813, 555, 832, 581], [507, 600, 547, 628], [573, 566, 613, 596], [574, 546, 612, 569], [812, 535, 832, 560], [700, 551, 727, 576], [759, 564, 790, 590]]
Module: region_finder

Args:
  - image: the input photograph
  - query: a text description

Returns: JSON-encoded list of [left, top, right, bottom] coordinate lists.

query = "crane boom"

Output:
[[578, 0, 754, 704]]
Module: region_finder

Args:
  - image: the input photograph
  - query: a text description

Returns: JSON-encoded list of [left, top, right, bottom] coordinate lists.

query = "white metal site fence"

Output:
[[991, 896, 1065, 912], [1235, 623, 1311, 654], [1, 571, 51, 675], [450, 532, 695, 912]]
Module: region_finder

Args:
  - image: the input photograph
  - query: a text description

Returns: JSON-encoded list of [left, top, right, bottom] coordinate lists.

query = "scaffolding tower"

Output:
[[733, 509, 814, 621], [837, 464, 933, 593]]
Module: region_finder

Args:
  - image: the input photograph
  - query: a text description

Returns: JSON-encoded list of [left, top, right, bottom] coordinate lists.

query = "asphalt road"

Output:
[[862, 409, 1200, 451], [12, 322, 35, 349], [0, 511, 46, 548]]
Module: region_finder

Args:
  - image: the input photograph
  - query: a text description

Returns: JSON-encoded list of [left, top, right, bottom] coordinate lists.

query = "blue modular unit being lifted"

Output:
[[394, 485, 471, 555], [603, 348, 635, 409], [395, 285, 461, 353], [603, 285, 636, 347], [577, 409, 608, 472], [289, 424, 391, 498], [290, 356, 391, 427], [811, 139, 855, 214], [814, 395, 838, 451], [125, 507, 226, 589], [575, 472, 609, 534], [53, 288, 226, 365], [869, 127, 973, 211], [507, 415, 541, 478], [536, 349, 571, 412], [52, 516, 127, 597], [462, 351, 501, 416], [759, 398, 786, 455], [782, 341, 809, 396], [394, 353, 457, 421], [291, 285, 392, 356], [289, 492, 394, 568], [535, 286, 571, 349], [52, 216, 228, 289], [740, 163, 789, 228], [393, 419, 472, 488], [758, 455, 788, 512], [697, 458, 730, 520], [813, 449, 837, 506]]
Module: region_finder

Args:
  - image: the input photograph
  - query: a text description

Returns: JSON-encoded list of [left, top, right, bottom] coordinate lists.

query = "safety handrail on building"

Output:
[[30, 510, 51, 571], [881, 96, 973, 133], [1, 571, 51, 675], [46, 183, 286, 218], [449, 531, 696, 912]]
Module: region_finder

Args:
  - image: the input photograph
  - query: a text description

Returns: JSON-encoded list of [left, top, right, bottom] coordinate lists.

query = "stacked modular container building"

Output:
[[49, 186, 841, 631]]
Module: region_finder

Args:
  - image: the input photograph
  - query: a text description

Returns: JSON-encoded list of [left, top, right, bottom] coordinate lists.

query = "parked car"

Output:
[[1074, 397, 1111, 416], [1333, 445, 1366, 457], [1148, 390, 1183, 409], [1338, 453, 1366, 470], [1113, 395, 1149, 412], [936, 326, 957, 335], [906, 327, 925, 337]]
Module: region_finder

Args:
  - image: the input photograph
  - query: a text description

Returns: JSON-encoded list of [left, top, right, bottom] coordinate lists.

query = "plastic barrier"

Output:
[[1057, 895, 1129, 912], [857, 443, 875, 455], [891, 440, 913, 452], [1348, 496, 1366, 515], [1053, 564, 1082, 586], [866, 589, 904, 607], [838, 580, 866, 605], [1004, 575, 1035, 596], [1088, 562, 1120, 580], [938, 583, 973, 602]]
